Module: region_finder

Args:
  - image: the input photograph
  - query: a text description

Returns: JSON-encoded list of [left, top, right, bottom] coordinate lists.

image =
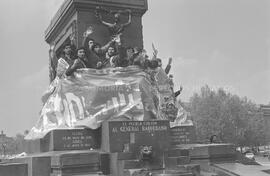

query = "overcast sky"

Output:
[[0, 0, 269, 136]]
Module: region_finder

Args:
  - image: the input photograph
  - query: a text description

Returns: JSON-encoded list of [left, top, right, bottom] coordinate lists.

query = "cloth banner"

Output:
[[26, 67, 191, 140]]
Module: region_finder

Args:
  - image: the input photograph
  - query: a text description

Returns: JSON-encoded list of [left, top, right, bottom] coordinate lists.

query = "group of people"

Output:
[[49, 28, 185, 100], [52, 30, 168, 77]]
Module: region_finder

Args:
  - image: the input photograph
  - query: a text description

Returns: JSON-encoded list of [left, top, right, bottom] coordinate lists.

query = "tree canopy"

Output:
[[188, 85, 268, 147]]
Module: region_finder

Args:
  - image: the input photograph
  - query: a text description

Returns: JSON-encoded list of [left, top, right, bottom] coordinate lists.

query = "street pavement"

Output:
[[255, 155, 270, 166]]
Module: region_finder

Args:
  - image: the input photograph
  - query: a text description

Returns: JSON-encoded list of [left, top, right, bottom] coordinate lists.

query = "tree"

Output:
[[189, 85, 268, 147]]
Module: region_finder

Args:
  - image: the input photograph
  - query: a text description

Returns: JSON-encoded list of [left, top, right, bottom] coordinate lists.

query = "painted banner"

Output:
[[26, 67, 191, 140]]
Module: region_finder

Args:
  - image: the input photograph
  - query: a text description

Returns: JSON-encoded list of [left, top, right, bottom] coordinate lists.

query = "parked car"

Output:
[[244, 151, 255, 161], [263, 150, 270, 157]]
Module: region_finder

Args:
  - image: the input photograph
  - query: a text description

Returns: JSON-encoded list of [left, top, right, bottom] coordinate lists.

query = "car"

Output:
[[244, 151, 255, 160], [260, 149, 270, 157]]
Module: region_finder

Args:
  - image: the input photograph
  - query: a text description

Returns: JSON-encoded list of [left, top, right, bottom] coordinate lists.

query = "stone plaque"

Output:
[[170, 126, 196, 146], [41, 128, 100, 152], [102, 120, 170, 153]]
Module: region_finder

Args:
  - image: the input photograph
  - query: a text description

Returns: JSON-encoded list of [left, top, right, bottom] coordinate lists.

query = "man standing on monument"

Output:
[[56, 43, 76, 78], [82, 29, 116, 68], [66, 47, 87, 76]]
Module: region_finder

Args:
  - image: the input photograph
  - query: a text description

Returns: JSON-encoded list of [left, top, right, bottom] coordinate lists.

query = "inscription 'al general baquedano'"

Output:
[[111, 121, 168, 133]]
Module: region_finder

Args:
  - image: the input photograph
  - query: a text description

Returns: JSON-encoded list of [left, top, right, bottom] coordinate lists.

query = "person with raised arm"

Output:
[[82, 27, 116, 68], [165, 57, 172, 75], [66, 47, 87, 76]]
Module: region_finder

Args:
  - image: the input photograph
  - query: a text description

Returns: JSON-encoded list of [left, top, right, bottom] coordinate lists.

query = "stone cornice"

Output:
[[45, 0, 148, 43]]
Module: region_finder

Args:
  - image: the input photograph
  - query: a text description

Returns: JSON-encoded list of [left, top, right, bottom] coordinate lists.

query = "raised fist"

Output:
[[180, 86, 183, 92], [168, 57, 172, 65], [97, 61, 103, 68], [69, 33, 75, 41]]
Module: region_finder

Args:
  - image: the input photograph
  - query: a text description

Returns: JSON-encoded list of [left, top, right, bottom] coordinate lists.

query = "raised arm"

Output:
[[123, 10, 132, 27], [82, 27, 93, 49], [99, 39, 116, 54], [165, 57, 172, 74], [69, 33, 77, 53]]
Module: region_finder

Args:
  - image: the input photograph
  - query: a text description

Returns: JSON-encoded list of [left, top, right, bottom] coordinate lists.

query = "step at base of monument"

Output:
[[5, 150, 109, 176], [176, 144, 236, 161], [165, 156, 191, 169], [5, 155, 51, 176], [51, 150, 110, 175], [24, 128, 101, 153], [167, 149, 189, 157], [50, 173, 107, 176], [176, 164, 200, 176], [110, 152, 164, 176], [200, 171, 219, 176], [51, 168, 104, 176], [0, 163, 28, 176], [123, 169, 195, 176]]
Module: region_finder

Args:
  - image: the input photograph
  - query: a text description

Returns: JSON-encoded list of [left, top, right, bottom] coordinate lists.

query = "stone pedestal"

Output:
[[101, 120, 170, 154], [170, 125, 196, 147], [45, 0, 148, 81], [24, 128, 101, 153], [180, 143, 236, 162], [5, 150, 110, 176], [0, 163, 28, 176], [51, 150, 110, 176]]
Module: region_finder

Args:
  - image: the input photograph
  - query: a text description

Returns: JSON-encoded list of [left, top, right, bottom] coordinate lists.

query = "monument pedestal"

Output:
[[0, 163, 28, 176], [24, 128, 101, 153], [5, 150, 110, 176], [170, 125, 196, 147]]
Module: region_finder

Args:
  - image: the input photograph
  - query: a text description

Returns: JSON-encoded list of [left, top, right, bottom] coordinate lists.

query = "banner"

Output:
[[26, 67, 159, 139], [26, 67, 192, 140]]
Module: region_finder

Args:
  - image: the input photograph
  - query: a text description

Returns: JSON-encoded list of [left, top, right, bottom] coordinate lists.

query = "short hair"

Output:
[[76, 47, 86, 54], [88, 38, 95, 42], [61, 43, 75, 57], [63, 43, 71, 50], [108, 44, 115, 49]]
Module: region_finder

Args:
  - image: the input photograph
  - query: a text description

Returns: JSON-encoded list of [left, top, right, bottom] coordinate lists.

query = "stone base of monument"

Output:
[[4, 150, 110, 176], [101, 120, 170, 175], [110, 152, 164, 176], [150, 169, 196, 176], [179, 143, 236, 161], [50, 150, 110, 176], [165, 148, 191, 169], [4, 154, 51, 176], [170, 126, 196, 146], [24, 128, 101, 153], [165, 156, 191, 169], [101, 120, 170, 153], [171, 143, 236, 173], [0, 163, 28, 176]]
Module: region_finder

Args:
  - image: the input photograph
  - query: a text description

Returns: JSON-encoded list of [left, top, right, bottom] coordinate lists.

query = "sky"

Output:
[[0, 0, 269, 136]]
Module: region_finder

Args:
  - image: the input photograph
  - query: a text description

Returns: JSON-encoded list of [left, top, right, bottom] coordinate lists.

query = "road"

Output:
[[255, 155, 270, 166]]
